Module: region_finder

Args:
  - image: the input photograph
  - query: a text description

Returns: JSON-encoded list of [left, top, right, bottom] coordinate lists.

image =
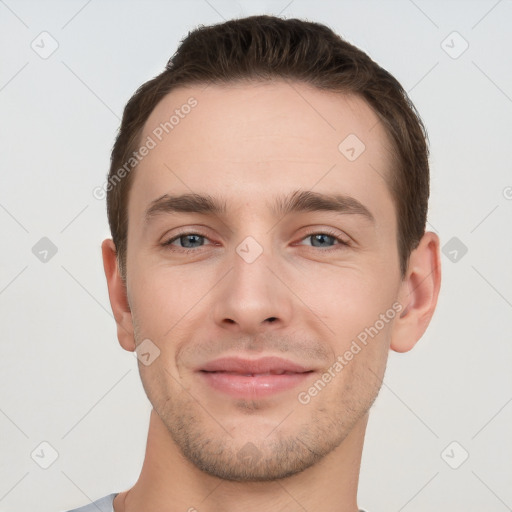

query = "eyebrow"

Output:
[[144, 189, 375, 224]]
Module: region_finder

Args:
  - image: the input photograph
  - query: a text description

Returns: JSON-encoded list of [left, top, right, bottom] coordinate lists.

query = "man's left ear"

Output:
[[391, 231, 442, 353]]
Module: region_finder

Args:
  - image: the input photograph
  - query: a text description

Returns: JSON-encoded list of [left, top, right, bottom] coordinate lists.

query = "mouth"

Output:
[[197, 357, 315, 398], [201, 370, 309, 376]]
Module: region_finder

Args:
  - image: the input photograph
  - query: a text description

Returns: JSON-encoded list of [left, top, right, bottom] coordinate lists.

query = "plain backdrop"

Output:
[[1, 1, 511, 511]]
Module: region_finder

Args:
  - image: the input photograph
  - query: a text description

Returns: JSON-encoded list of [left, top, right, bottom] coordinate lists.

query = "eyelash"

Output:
[[161, 229, 350, 254]]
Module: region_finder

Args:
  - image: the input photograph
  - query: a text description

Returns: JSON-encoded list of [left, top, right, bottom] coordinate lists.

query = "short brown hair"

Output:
[[106, 14, 429, 281]]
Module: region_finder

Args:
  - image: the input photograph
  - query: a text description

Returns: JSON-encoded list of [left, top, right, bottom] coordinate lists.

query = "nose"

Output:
[[212, 243, 293, 335]]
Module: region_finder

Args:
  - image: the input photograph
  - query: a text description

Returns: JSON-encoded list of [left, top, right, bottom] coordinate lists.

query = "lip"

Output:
[[197, 356, 315, 399]]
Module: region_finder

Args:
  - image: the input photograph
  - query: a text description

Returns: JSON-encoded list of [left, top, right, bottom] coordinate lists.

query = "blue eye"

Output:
[[164, 233, 207, 250], [300, 232, 348, 249], [162, 230, 349, 253]]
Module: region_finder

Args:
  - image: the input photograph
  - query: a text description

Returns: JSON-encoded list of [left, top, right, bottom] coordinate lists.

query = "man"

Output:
[[66, 14, 441, 512]]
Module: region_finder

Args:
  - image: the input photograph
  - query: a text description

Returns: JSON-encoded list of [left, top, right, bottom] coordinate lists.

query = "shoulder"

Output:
[[62, 492, 119, 512]]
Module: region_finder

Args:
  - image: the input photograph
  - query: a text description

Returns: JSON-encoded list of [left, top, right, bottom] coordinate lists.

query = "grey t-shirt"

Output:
[[64, 493, 119, 512], [64, 492, 369, 511]]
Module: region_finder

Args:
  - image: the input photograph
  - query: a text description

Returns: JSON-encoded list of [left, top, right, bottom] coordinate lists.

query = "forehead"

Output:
[[142, 80, 392, 161], [129, 80, 395, 225]]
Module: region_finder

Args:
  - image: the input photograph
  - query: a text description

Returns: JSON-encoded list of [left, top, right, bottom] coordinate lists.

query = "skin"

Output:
[[102, 80, 441, 512]]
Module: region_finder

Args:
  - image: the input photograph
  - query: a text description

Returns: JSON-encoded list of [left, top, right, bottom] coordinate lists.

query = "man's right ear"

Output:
[[101, 239, 135, 352]]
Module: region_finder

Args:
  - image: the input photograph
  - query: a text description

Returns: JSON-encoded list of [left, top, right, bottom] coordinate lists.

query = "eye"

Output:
[[297, 230, 350, 250], [162, 229, 350, 254], [162, 232, 212, 252]]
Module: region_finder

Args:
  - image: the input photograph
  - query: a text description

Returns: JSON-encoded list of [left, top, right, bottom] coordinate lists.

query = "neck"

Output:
[[114, 408, 367, 512]]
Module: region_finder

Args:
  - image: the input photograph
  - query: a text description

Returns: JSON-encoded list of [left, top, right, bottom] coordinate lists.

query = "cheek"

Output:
[[296, 266, 399, 343], [128, 262, 226, 357], [129, 262, 208, 322]]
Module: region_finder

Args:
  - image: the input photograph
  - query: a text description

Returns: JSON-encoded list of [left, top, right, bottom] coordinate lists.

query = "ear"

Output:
[[390, 231, 441, 353], [101, 239, 135, 352]]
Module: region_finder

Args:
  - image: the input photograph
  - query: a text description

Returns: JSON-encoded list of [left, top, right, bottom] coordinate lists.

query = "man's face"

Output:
[[124, 80, 403, 481]]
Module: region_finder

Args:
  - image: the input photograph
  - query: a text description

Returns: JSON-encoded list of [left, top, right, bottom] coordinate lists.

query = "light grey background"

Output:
[[1, 1, 511, 511]]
